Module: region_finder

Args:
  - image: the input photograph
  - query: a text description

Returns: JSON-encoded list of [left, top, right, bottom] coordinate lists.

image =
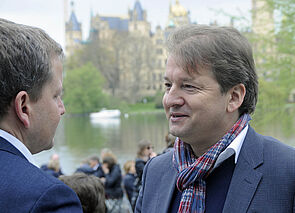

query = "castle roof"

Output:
[[132, 0, 144, 21], [68, 11, 81, 31], [100, 16, 129, 31]]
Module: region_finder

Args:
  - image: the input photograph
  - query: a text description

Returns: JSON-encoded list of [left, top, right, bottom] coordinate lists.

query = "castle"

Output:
[[65, 0, 295, 103], [65, 0, 191, 101]]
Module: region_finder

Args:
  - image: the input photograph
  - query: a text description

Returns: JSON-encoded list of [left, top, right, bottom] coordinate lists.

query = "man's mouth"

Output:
[[170, 113, 189, 121]]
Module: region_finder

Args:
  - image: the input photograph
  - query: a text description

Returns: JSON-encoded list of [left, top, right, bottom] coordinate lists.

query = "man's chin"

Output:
[[44, 140, 54, 151], [169, 128, 180, 138]]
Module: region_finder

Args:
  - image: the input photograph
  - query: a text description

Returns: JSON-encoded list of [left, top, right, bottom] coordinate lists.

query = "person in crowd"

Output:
[[59, 173, 106, 213], [135, 24, 295, 213], [100, 148, 113, 161], [40, 153, 64, 177], [89, 155, 105, 178], [132, 139, 156, 209], [161, 133, 176, 154], [76, 156, 104, 178], [0, 18, 82, 211], [123, 160, 136, 205], [135, 139, 156, 184], [101, 152, 124, 212], [75, 158, 94, 174]]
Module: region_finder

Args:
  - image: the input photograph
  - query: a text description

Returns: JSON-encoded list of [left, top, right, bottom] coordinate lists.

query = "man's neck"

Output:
[[189, 115, 240, 157]]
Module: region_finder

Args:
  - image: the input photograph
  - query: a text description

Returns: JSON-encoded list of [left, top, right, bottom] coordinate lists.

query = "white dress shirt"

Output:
[[213, 125, 249, 169], [0, 129, 36, 166]]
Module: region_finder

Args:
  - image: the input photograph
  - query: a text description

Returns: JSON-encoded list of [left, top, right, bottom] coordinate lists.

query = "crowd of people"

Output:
[[40, 137, 169, 213]]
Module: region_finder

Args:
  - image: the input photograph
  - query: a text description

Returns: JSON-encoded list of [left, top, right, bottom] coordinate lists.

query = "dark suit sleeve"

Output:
[[30, 183, 83, 213]]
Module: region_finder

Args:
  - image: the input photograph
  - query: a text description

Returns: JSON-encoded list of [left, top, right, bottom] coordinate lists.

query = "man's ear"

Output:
[[14, 91, 31, 128], [227, 84, 246, 113]]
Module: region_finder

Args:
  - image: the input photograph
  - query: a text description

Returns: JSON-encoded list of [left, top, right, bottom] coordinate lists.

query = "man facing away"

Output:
[[0, 19, 82, 212], [135, 24, 295, 213]]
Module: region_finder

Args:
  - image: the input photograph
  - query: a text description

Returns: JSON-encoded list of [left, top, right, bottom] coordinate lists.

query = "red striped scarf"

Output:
[[173, 114, 251, 213]]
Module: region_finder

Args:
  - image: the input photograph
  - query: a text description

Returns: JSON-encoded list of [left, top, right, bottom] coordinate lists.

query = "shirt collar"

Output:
[[0, 129, 37, 166], [220, 124, 249, 164]]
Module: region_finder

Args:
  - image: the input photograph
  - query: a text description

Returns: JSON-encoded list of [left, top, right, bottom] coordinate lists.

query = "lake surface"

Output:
[[34, 111, 295, 175]]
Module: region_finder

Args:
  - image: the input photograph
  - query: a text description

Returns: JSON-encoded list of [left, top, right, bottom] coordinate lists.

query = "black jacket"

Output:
[[105, 164, 123, 199]]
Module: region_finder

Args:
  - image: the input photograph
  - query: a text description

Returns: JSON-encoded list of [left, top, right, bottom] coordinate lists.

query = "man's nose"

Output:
[[163, 87, 185, 108], [59, 99, 66, 115]]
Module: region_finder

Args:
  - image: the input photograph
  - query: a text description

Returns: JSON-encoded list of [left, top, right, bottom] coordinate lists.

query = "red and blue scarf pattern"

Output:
[[173, 113, 251, 213]]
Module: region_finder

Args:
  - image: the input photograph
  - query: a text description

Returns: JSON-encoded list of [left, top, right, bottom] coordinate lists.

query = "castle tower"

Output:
[[167, 0, 190, 28], [65, 1, 82, 57], [252, 0, 275, 35], [128, 0, 151, 36], [252, 0, 275, 76]]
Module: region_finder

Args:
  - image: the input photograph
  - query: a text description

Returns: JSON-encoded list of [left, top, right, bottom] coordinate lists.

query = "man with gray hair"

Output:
[[135, 24, 295, 212], [0, 18, 82, 212]]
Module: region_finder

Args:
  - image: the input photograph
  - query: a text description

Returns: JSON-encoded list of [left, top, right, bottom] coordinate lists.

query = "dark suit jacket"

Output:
[[135, 126, 295, 213], [0, 137, 83, 213]]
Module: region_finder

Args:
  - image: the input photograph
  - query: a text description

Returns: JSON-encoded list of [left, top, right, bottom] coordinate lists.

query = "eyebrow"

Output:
[[163, 76, 195, 82]]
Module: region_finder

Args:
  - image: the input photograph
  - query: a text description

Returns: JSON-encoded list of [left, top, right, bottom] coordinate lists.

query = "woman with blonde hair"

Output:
[[123, 160, 136, 205]]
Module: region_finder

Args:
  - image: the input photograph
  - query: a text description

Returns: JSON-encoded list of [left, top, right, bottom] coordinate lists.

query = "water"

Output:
[[34, 112, 169, 174], [33, 111, 295, 175]]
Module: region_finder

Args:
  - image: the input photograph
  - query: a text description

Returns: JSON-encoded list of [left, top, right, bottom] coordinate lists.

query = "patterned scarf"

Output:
[[173, 114, 251, 213]]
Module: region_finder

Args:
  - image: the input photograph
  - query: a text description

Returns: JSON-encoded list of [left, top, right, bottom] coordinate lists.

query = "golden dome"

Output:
[[170, 0, 188, 17]]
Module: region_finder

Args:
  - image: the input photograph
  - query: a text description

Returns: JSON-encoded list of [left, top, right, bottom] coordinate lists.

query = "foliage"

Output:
[[250, 0, 295, 126], [67, 32, 156, 103], [63, 62, 108, 114], [154, 91, 164, 109]]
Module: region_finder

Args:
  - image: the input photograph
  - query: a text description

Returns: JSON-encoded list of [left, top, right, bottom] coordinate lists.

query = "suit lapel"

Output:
[[223, 127, 263, 213], [156, 153, 178, 213]]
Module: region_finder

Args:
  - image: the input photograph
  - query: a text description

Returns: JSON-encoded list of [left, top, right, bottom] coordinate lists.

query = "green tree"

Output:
[[251, 0, 295, 129], [63, 62, 107, 114], [66, 31, 156, 102]]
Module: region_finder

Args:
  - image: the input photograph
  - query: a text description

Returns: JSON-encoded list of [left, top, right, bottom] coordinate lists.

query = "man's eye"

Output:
[[164, 82, 171, 89], [183, 84, 196, 90]]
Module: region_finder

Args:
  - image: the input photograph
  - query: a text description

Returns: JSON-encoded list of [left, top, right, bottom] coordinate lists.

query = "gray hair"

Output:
[[0, 18, 64, 120], [166, 24, 258, 115]]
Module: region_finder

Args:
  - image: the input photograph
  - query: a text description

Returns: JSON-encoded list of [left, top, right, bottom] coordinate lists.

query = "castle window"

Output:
[[158, 60, 162, 68], [156, 48, 163, 55], [158, 73, 162, 81], [156, 39, 163, 44]]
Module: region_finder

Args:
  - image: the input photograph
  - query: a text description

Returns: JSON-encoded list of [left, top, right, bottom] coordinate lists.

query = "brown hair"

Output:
[[59, 173, 106, 213], [137, 139, 152, 158], [0, 18, 63, 120]]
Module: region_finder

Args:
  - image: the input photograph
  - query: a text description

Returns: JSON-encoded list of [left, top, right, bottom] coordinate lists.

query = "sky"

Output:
[[0, 0, 252, 49]]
